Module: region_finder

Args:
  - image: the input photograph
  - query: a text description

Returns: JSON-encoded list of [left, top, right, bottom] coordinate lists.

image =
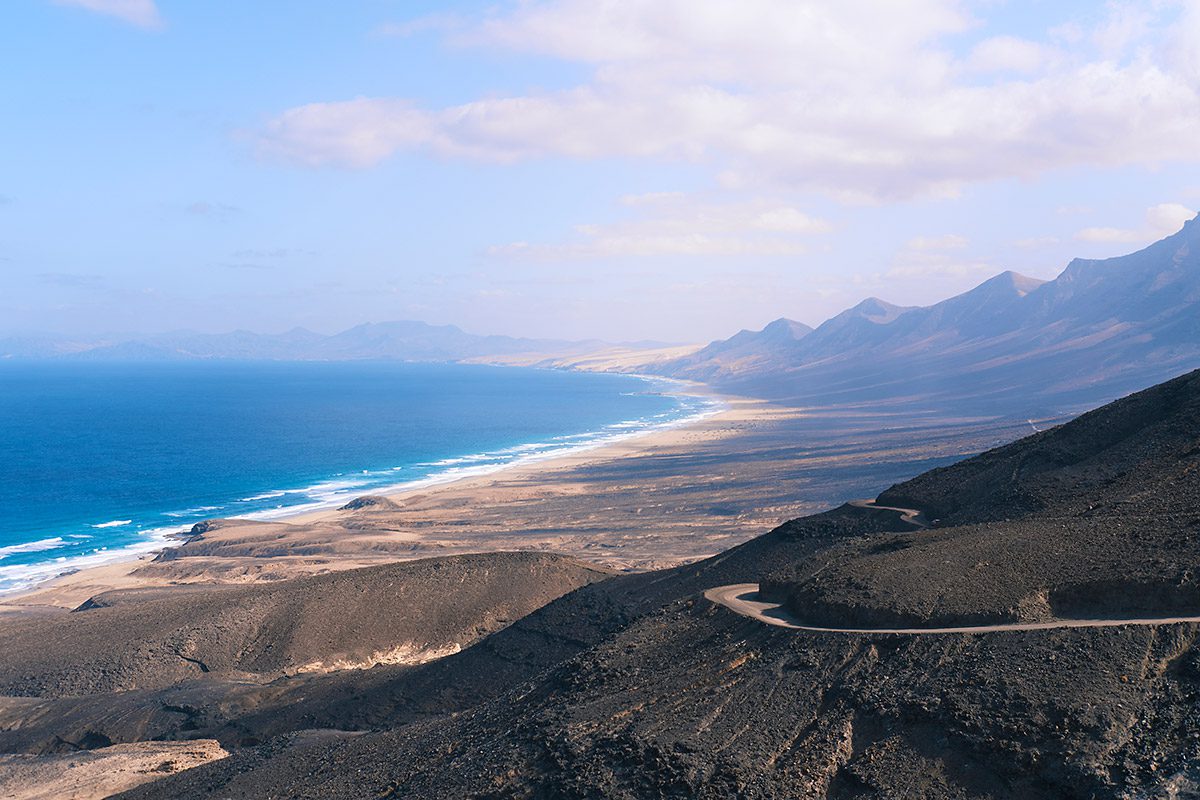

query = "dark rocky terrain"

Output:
[[48, 367, 1190, 798], [0, 552, 610, 752], [656, 214, 1200, 418]]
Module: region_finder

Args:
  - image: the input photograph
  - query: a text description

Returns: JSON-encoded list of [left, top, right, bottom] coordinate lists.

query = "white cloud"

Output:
[[967, 36, 1056, 74], [460, 0, 967, 85], [488, 197, 830, 259], [886, 233, 990, 279], [1014, 235, 1061, 249], [258, 99, 435, 167], [1167, 1, 1200, 81], [619, 191, 688, 206], [1075, 202, 1196, 243], [53, 0, 161, 29], [1145, 202, 1197, 233], [1075, 226, 1144, 243], [884, 260, 997, 280], [256, 1, 1200, 203], [752, 208, 831, 234], [907, 234, 969, 251], [1090, 2, 1155, 59]]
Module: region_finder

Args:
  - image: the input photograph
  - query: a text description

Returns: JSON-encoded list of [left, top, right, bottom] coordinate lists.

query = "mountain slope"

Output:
[[656, 215, 1200, 415], [657, 317, 813, 380], [0, 553, 610, 698]]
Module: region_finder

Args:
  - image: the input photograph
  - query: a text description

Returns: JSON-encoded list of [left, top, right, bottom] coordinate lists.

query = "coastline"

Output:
[[279, 377, 734, 525], [0, 380, 784, 615], [0, 368, 716, 597], [247, 373, 728, 525]]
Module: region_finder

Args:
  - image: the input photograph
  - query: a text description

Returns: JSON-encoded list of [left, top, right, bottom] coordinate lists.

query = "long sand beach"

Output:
[[0, 387, 764, 614], [0, 381, 1045, 618]]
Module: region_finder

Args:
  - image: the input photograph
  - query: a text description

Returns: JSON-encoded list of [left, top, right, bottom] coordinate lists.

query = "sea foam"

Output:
[[0, 537, 67, 560]]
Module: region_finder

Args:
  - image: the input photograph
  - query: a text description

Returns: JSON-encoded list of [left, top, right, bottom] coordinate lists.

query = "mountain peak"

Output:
[[760, 318, 813, 341], [847, 297, 910, 324], [1056, 211, 1199, 291], [978, 270, 1046, 298]]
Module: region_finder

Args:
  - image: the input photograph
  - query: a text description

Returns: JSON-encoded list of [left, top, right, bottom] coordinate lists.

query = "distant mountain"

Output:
[[0, 334, 123, 360], [0, 321, 628, 365], [659, 317, 813, 381], [147, 327, 329, 360], [653, 214, 1200, 415], [309, 321, 606, 362]]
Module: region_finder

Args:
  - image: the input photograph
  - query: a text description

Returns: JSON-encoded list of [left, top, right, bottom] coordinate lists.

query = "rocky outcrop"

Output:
[[337, 495, 399, 511]]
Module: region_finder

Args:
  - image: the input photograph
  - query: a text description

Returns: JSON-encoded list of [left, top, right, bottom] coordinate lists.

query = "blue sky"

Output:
[[2, 0, 1199, 342]]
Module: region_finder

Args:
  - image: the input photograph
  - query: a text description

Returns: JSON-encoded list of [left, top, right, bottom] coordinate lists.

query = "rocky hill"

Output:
[[0, 552, 609, 698]]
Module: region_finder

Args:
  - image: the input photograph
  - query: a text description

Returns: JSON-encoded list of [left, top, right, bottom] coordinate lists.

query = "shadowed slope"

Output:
[[0, 552, 610, 697], [657, 216, 1200, 416]]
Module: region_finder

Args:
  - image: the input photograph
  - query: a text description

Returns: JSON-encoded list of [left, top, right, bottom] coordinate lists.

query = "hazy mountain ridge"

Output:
[[652, 317, 813, 381], [654, 215, 1200, 414], [6, 217, 1198, 419], [0, 321, 617, 364]]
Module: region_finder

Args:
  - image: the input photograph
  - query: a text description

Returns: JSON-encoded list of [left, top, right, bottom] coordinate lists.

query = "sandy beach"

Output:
[[0, 388, 778, 614], [0, 378, 1043, 620]]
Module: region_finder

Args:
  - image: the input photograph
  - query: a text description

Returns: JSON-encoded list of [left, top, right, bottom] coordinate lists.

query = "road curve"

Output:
[[846, 499, 929, 529], [704, 584, 1200, 636]]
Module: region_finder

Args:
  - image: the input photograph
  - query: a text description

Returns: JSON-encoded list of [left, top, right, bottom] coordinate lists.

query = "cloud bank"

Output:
[[1076, 203, 1197, 243], [489, 196, 831, 259], [257, 1, 1200, 202]]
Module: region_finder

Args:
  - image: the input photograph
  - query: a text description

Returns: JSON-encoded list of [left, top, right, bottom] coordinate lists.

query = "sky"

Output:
[[2, 0, 1200, 343]]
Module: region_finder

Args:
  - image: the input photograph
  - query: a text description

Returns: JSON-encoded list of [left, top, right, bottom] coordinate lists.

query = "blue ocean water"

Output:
[[0, 362, 720, 594]]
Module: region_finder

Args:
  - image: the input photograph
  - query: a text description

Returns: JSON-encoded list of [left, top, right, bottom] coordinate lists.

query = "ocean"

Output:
[[0, 361, 720, 595]]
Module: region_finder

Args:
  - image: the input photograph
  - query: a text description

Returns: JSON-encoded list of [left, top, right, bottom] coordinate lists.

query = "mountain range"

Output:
[[0, 322, 618, 364], [652, 214, 1200, 415], [7, 215, 1199, 422]]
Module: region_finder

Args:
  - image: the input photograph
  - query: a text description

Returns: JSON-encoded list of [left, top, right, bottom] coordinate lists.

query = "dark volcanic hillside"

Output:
[[656, 215, 1200, 416], [0, 553, 609, 697], [103, 369, 1200, 799]]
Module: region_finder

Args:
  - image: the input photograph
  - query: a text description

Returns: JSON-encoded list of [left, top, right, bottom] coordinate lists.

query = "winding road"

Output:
[[846, 499, 929, 529], [704, 584, 1200, 635]]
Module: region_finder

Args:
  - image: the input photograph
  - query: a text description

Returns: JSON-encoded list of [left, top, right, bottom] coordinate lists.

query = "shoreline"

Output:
[[244, 374, 727, 525], [278, 376, 735, 527], [0, 371, 720, 597], [0, 381, 779, 615], [0, 373, 719, 597]]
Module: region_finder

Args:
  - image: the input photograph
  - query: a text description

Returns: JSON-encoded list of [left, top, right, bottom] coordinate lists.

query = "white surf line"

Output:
[[247, 380, 728, 522], [704, 584, 1200, 635]]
